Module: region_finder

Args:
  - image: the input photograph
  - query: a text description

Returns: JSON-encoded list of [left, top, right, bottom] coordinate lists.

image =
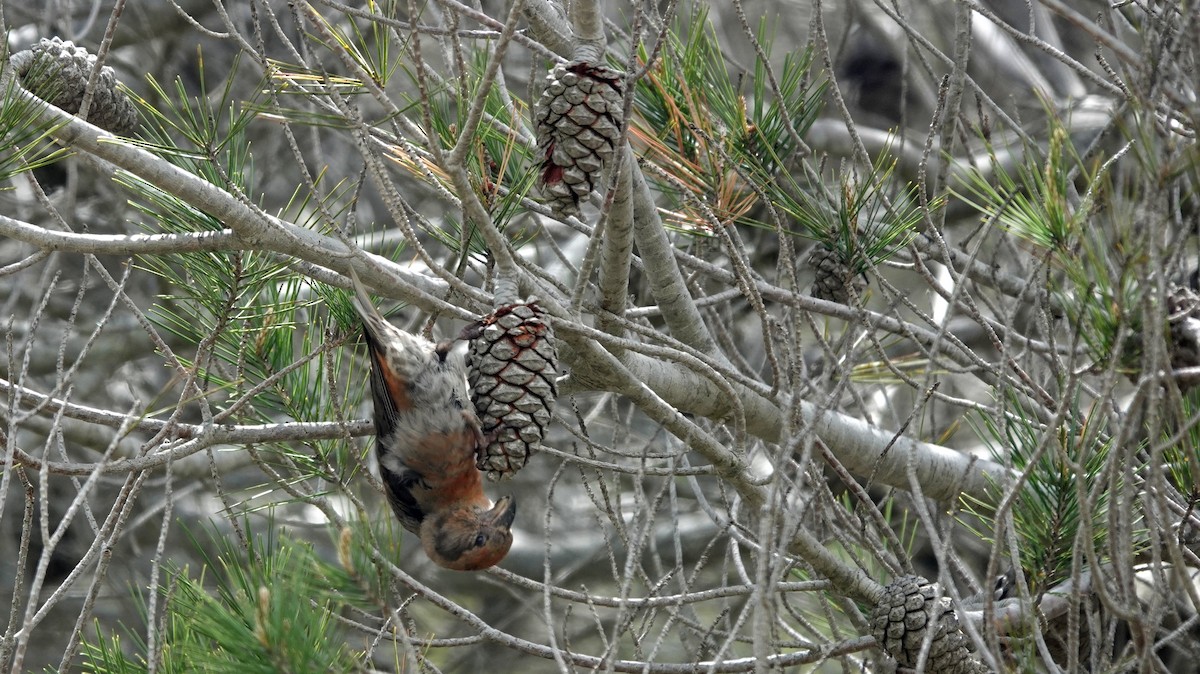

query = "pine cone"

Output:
[[11, 37, 139, 135], [869, 575, 991, 674], [534, 60, 625, 218], [1168, 285, 1200, 387], [809, 244, 866, 304], [463, 302, 558, 480]]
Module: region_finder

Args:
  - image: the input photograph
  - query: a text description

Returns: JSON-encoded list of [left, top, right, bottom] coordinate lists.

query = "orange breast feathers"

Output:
[[382, 425, 490, 512]]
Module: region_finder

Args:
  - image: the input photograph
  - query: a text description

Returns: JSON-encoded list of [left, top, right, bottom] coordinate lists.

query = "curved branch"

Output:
[[629, 156, 725, 361], [1, 376, 371, 475], [614, 349, 1010, 504], [0, 215, 242, 254], [17, 84, 470, 322], [520, 0, 575, 58], [593, 154, 636, 335], [568, 0, 606, 62]]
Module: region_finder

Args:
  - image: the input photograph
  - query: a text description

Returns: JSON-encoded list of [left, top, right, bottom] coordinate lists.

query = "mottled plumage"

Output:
[[350, 270, 516, 570]]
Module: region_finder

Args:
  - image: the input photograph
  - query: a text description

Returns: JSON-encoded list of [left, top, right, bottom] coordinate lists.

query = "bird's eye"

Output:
[[474, 534, 486, 548]]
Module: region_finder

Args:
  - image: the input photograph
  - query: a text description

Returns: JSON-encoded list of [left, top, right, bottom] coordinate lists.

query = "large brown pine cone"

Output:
[[463, 302, 558, 480], [869, 575, 991, 674], [534, 60, 624, 218]]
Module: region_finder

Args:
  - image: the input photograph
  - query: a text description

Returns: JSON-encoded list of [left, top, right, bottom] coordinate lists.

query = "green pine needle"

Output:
[[109, 44, 373, 499], [1160, 390, 1200, 498], [77, 521, 369, 673], [628, 6, 825, 232], [770, 150, 929, 272], [0, 67, 72, 181], [952, 127, 1086, 256], [953, 109, 1158, 372], [965, 393, 1122, 594]]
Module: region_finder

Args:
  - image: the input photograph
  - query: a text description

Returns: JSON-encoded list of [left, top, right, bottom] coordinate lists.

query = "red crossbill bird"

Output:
[[349, 271, 516, 571]]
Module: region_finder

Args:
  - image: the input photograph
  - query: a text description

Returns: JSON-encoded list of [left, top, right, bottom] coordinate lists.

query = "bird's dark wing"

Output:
[[378, 461, 426, 535]]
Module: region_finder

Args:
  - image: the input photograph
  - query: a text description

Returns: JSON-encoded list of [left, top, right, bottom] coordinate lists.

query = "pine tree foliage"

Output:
[[79, 521, 389, 674], [0, 1, 1199, 672]]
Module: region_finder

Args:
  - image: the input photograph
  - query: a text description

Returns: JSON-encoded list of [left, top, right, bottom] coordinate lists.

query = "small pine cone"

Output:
[[534, 60, 625, 218], [809, 245, 866, 304], [464, 302, 558, 480], [11, 37, 139, 135], [1168, 285, 1200, 387], [869, 575, 991, 674]]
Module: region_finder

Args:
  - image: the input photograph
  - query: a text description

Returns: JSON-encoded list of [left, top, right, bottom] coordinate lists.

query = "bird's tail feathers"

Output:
[[348, 267, 387, 327], [348, 267, 415, 354], [347, 267, 436, 381]]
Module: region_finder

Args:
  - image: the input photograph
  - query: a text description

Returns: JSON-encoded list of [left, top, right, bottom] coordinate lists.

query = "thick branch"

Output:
[[628, 155, 725, 361], [595, 154, 635, 335], [521, 0, 575, 58], [568, 0, 605, 62], [0, 215, 242, 254], [22, 85, 450, 311], [617, 349, 1009, 504]]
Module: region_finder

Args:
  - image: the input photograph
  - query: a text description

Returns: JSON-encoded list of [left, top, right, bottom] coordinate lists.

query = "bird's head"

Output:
[[421, 496, 516, 571]]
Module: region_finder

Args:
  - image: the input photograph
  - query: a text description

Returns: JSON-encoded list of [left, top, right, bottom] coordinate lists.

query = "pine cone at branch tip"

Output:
[[463, 301, 558, 481], [868, 575, 991, 674], [10, 37, 139, 136], [534, 60, 625, 218], [808, 244, 867, 305]]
